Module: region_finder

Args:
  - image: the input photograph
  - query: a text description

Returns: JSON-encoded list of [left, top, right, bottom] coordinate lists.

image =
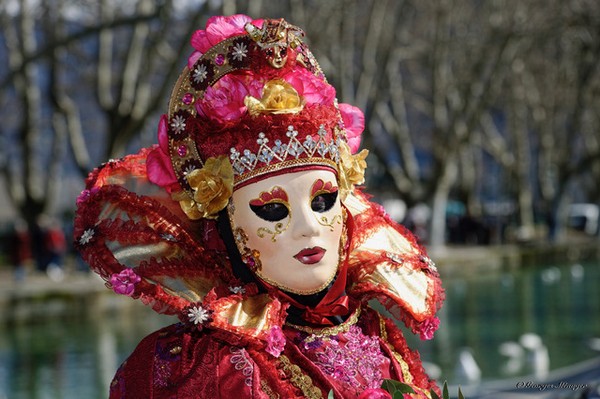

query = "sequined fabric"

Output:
[[297, 325, 392, 395]]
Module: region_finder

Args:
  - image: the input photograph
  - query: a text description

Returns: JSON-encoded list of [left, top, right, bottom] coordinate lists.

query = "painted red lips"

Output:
[[294, 247, 326, 264]]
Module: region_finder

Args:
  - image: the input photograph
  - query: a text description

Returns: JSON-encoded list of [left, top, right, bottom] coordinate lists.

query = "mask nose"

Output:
[[291, 204, 320, 239]]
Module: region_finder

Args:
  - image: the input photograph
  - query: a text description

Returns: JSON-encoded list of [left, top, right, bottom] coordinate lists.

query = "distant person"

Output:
[[45, 217, 67, 281], [9, 219, 31, 281], [31, 215, 49, 273]]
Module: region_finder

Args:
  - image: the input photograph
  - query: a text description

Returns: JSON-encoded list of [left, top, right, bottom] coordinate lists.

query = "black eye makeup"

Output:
[[250, 202, 290, 222], [311, 191, 338, 213]]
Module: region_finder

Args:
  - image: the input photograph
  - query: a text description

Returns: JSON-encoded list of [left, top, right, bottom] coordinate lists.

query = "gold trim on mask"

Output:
[[310, 178, 342, 231], [257, 219, 290, 242], [316, 214, 342, 231], [253, 265, 338, 295], [253, 208, 348, 295], [228, 189, 349, 296], [248, 186, 291, 242]]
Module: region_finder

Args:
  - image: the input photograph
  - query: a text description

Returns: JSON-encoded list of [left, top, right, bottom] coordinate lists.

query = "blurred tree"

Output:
[[480, 0, 600, 241], [287, 0, 524, 247], [0, 0, 209, 226]]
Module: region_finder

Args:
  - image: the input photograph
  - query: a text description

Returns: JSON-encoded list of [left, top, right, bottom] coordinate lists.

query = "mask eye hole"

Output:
[[311, 191, 338, 213], [250, 202, 289, 222]]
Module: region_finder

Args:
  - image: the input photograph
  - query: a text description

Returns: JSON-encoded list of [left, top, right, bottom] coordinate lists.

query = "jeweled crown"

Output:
[[229, 125, 342, 186], [166, 16, 344, 195]]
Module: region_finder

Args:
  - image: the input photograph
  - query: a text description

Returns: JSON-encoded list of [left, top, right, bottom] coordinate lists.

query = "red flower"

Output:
[[146, 115, 179, 192], [188, 14, 263, 68]]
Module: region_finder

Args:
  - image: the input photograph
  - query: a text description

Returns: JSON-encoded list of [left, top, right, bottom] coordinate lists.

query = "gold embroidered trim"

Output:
[[377, 315, 433, 398], [286, 307, 360, 342], [378, 314, 413, 384], [279, 355, 323, 399], [260, 379, 280, 399]]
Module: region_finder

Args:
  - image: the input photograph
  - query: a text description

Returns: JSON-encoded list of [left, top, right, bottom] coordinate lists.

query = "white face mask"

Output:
[[229, 169, 344, 294]]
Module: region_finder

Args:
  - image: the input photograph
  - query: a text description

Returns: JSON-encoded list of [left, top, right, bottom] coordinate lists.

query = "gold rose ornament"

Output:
[[338, 141, 368, 200], [244, 79, 305, 116], [174, 156, 234, 220]]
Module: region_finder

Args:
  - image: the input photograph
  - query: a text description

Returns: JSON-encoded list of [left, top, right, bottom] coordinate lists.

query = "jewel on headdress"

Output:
[[191, 60, 215, 90], [177, 145, 188, 157], [244, 19, 304, 68], [182, 93, 195, 105]]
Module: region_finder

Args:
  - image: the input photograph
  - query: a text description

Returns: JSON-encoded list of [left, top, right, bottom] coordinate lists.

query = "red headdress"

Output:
[[74, 15, 443, 345]]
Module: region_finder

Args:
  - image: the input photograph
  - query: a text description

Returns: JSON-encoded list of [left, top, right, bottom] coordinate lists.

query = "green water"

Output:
[[1, 260, 599, 398], [410, 259, 600, 385]]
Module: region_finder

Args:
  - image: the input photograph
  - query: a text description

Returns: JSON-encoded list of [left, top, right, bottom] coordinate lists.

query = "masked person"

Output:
[[74, 14, 445, 399]]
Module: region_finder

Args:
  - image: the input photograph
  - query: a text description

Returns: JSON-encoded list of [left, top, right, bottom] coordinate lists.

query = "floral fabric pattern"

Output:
[[302, 325, 390, 395]]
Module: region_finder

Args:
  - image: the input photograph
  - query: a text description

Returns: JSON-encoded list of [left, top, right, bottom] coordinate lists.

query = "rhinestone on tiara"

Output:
[[229, 125, 341, 183]]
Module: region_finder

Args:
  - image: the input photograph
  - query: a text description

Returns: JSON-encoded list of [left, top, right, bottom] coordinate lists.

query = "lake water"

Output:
[[1, 259, 599, 398], [410, 259, 600, 387]]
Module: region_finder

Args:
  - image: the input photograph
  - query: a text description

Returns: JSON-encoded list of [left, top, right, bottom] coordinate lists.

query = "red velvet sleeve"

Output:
[[108, 324, 271, 398]]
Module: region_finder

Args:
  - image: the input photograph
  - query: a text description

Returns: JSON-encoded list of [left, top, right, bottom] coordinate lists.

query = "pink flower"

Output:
[[76, 187, 99, 206], [196, 74, 263, 123], [418, 316, 440, 340], [188, 14, 263, 68], [265, 326, 286, 357], [110, 269, 141, 296], [192, 14, 253, 53], [357, 388, 392, 399], [146, 115, 179, 191], [339, 103, 365, 153], [282, 68, 336, 106]]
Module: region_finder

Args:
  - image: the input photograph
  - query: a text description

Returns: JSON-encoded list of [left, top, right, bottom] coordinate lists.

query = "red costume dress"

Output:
[[74, 15, 444, 399]]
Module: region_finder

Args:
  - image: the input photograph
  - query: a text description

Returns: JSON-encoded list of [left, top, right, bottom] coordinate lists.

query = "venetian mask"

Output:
[[229, 169, 344, 294]]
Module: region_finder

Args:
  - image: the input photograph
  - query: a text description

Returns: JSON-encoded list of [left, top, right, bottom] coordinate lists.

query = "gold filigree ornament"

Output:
[[173, 155, 234, 220], [244, 79, 305, 116], [317, 214, 342, 231], [338, 141, 369, 200], [257, 220, 290, 242]]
